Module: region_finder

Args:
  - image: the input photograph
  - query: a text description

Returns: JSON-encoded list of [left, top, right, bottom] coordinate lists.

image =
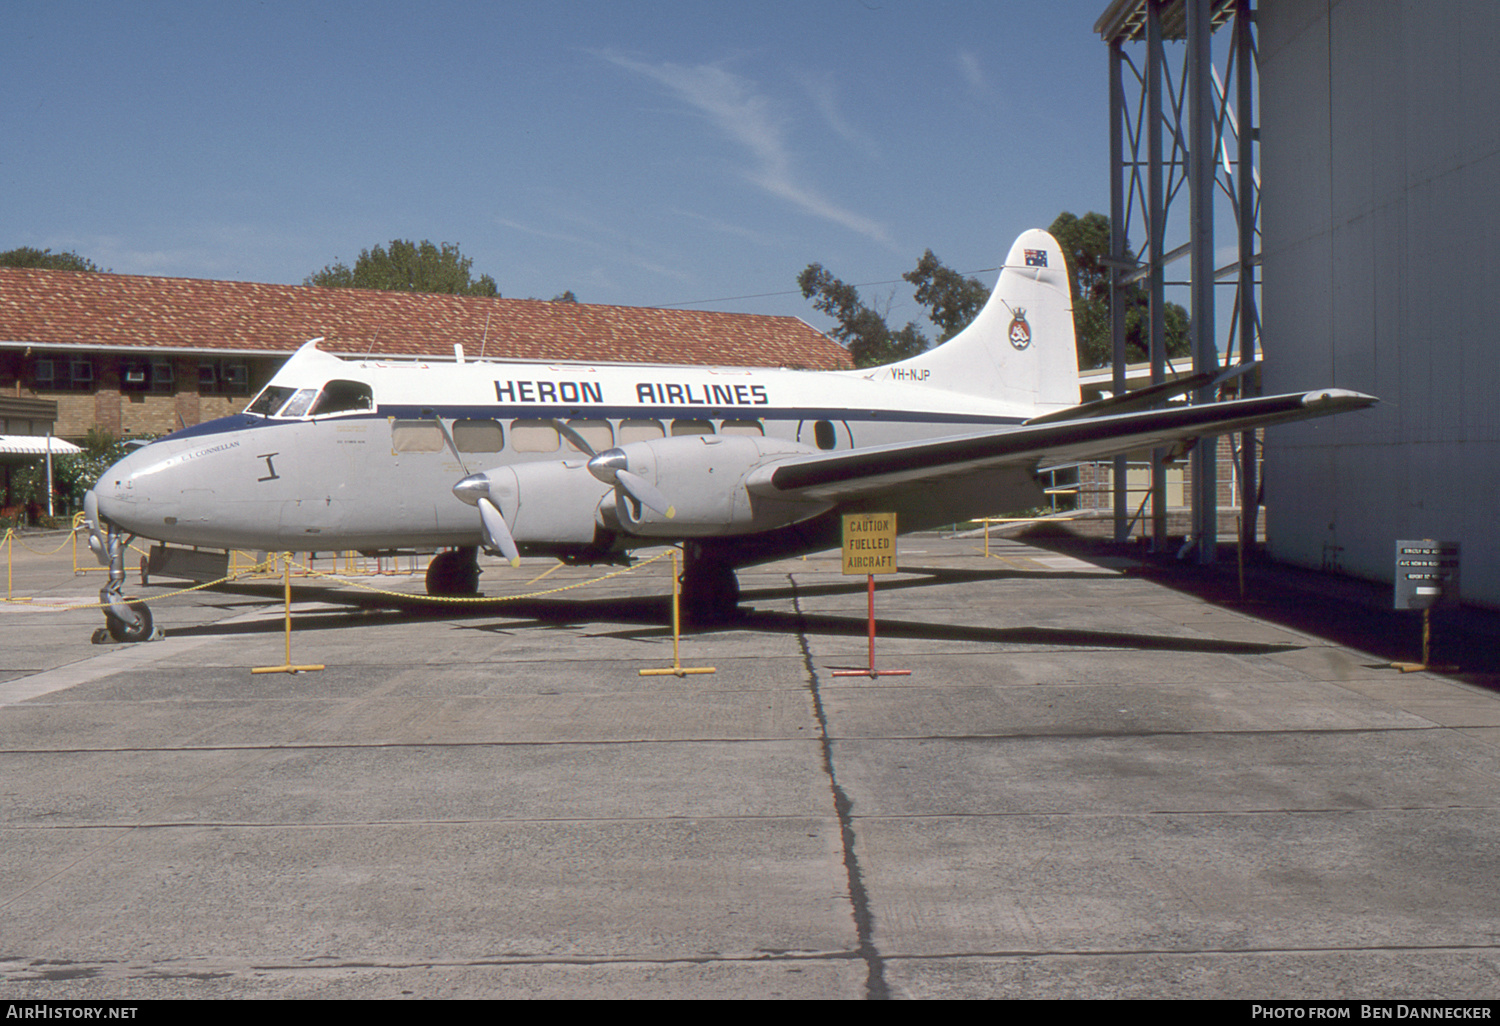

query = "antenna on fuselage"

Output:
[[478, 311, 491, 361]]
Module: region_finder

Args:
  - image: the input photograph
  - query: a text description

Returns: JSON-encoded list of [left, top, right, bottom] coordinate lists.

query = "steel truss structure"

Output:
[[1096, 0, 1259, 561]]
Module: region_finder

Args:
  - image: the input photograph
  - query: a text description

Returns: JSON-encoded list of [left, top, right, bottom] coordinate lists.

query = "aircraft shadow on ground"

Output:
[[1018, 532, 1500, 680], [164, 568, 1297, 657]]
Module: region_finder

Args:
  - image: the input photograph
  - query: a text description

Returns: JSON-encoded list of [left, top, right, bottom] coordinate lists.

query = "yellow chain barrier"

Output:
[[282, 549, 673, 604], [3, 534, 675, 612]]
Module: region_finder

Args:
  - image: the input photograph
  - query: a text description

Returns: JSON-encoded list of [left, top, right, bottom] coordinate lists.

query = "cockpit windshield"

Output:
[[246, 385, 296, 416], [278, 388, 321, 419], [245, 380, 374, 419]]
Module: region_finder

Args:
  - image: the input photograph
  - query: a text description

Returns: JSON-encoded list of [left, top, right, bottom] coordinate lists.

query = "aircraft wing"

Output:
[[751, 389, 1376, 502]]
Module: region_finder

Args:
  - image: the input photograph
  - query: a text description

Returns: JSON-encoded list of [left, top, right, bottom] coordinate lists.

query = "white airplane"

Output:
[[82, 229, 1375, 641]]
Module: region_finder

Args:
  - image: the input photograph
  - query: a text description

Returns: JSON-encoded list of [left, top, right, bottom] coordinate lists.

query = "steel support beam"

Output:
[[1188, 0, 1218, 563], [1109, 41, 1130, 543], [1147, 0, 1168, 549], [1235, 0, 1260, 554]]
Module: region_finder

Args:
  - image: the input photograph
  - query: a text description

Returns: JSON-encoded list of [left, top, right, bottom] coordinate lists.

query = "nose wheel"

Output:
[[100, 599, 156, 643]]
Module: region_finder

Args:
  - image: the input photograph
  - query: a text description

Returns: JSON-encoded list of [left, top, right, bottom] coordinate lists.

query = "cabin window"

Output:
[[814, 420, 837, 451], [390, 420, 444, 452], [308, 379, 374, 416], [453, 418, 504, 453], [510, 419, 560, 452], [619, 419, 664, 443], [564, 419, 613, 453], [671, 419, 714, 436], [719, 419, 764, 436], [247, 385, 296, 416]]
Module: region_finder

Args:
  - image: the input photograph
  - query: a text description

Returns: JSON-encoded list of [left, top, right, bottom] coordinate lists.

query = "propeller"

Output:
[[452, 472, 521, 567], [435, 416, 521, 567], [586, 448, 676, 520]]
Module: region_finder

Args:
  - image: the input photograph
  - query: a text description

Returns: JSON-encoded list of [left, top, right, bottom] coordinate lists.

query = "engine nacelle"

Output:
[[594, 434, 831, 537], [468, 458, 612, 546]]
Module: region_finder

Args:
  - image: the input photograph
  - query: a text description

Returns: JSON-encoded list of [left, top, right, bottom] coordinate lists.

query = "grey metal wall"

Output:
[[1259, 0, 1500, 605]]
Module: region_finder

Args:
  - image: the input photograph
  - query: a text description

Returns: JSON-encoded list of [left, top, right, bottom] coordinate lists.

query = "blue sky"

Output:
[[4, 1, 1120, 336]]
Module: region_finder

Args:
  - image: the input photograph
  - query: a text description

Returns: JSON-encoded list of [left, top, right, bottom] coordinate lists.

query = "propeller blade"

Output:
[[476, 496, 521, 567], [616, 469, 676, 520], [432, 416, 468, 472], [551, 420, 597, 457]]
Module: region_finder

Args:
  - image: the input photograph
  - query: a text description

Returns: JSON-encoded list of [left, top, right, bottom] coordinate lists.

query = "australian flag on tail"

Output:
[[1024, 249, 1048, 267]]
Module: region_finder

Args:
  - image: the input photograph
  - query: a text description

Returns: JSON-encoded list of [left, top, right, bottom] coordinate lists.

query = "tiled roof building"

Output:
[[0, 268, 849, 439]]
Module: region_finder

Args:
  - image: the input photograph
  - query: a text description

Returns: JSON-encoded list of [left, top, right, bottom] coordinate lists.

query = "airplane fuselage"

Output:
[[92, 346, 1044, 558]]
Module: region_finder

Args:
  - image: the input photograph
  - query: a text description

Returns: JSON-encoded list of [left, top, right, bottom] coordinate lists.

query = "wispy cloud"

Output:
[[798, 71, 881, 162], [957, 48, 988, 95], [596, 51, 896, 250], [496, 210, 694, 285]]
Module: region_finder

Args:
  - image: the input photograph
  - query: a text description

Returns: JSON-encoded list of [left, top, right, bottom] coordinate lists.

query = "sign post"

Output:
[[833, 513, 910, 678], [1393, 539, 1460, 672]]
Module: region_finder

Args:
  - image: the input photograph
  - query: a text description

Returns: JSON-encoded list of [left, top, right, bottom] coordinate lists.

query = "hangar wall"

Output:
[[1259, 0, 1500, 606]]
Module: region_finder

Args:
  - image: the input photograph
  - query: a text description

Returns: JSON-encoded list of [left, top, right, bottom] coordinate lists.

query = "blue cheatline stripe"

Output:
[[377, 404, 1024, 427], [156, 406, 1026, 444]]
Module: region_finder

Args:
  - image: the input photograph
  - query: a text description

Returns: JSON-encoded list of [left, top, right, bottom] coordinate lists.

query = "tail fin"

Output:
[[873, 229, 1080, 415]]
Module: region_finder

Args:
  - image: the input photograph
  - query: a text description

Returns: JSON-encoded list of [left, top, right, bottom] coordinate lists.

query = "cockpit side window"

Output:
[[309, 379, 375, 417]]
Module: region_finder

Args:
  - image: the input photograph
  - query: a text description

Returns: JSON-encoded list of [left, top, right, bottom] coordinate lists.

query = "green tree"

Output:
[[902, 249, 989, 344], [797, 251, 985, 368], [796, 263, 928, 367], [306, 240, 499, 296], [0, 247, 104, 272], [1046, 211, 1191, 370]]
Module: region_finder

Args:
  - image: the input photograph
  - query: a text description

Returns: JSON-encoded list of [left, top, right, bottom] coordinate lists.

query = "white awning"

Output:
[[0, 435, 83, 456]]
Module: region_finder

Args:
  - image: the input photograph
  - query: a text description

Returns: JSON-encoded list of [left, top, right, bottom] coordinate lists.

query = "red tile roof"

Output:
[[0, 268, 852, 370]]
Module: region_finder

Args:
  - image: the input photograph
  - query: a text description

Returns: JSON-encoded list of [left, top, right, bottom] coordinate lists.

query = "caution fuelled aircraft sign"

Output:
[[842, 513, 897, 575]]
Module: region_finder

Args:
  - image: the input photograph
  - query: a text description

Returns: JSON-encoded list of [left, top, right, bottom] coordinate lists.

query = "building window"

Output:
[[122, 358, 175, 393], [32, 356, 94, 391], [199, 359, 251, 396]]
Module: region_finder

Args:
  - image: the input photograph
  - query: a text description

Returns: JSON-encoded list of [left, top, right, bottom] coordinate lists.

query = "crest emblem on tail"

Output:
[[1008, 309, 1031, 350]]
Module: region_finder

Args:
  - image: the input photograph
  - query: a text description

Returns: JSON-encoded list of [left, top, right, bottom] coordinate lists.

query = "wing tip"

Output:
[[1301, 388, 1379, 410]]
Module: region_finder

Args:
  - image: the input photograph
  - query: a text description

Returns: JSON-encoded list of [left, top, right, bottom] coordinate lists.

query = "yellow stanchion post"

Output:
[[252, 553, 326, 675], [640, 550, 716, 678], [5, 529, 12, 601]]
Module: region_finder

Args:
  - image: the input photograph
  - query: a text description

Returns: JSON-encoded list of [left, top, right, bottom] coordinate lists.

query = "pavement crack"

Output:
[[789, 573, 888, 1001]]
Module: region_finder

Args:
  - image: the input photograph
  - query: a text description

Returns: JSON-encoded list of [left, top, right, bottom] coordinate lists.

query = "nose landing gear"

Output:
[[92, 525, 161, 644]]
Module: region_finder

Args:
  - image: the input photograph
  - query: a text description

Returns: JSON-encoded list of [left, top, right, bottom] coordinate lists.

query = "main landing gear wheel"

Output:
[[426, 547, 481, 596], [680, 544, 741, 626]]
